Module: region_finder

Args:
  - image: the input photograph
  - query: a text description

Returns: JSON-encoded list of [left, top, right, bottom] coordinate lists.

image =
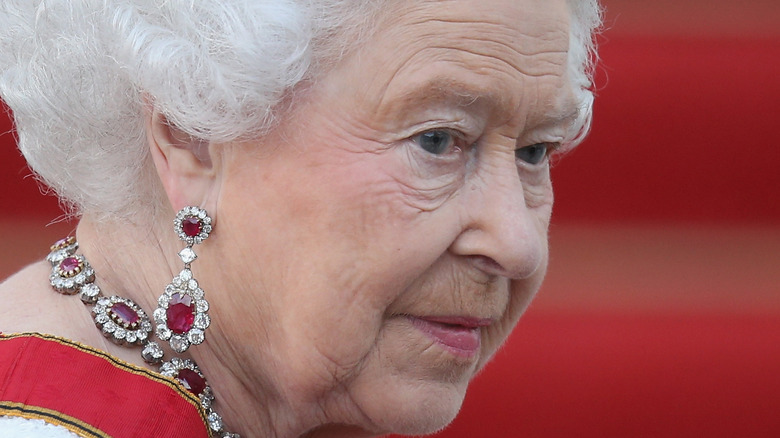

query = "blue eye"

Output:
[[515, 143, 549, 165], [414, 130, 454, 155]]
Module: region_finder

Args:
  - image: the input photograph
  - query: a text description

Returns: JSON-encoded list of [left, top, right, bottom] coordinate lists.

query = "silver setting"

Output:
[[50, 255, 95, 295], [170, 335, 188, 354], [92, 296, 152, 346], [141, 341, 165, 364], [154, 269, 210, 353], [46, 236, 78, 265], [160, 357, 199, 379], [174, 206, 212, 246], [200, 386, 215, 410], [208, 411, 224, 432], [178, 247, 197, 264], [160, 358, 214, 407], [80, 283, 102, 304]]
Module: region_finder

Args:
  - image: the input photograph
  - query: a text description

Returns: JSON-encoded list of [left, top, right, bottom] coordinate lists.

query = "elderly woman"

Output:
[[0, 0, 600, 437]]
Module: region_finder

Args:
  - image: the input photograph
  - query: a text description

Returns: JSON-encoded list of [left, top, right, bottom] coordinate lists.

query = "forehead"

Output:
[[358, 0, 574, 127], [304, 0, 576, 139], [377, 0, 571, 72]]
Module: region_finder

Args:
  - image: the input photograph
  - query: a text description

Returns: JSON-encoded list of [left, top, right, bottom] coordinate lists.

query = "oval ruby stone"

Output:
[[177, 368, 206, 396], [167, 293, 195, 334], [60, 257, 81, 274], [182, 217, 201, 237], [110, 302, 140, 326]]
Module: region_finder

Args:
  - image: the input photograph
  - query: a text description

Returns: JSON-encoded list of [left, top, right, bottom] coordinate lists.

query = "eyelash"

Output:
[[515, 142, 559, 166], [411, 129, 466, 156], [411, 128, 559, 167]]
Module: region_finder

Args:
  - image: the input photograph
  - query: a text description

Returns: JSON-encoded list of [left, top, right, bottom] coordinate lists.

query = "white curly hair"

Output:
[[0, 0, 601, 219]]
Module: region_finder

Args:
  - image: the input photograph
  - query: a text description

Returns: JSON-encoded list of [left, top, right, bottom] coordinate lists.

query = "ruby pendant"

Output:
[[167, 293, 195, 333], [154, 269, 211, 353]]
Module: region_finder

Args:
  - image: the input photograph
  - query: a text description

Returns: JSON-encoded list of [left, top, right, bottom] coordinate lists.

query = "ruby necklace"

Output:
[[47, 236, 239, 438]]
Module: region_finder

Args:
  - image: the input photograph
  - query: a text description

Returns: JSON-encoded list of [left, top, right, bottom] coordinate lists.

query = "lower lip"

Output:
[[409, 317, 483, 358]]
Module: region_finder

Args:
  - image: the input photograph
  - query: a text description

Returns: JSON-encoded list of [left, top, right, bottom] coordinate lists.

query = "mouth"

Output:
[[407, 315, 493, 359]]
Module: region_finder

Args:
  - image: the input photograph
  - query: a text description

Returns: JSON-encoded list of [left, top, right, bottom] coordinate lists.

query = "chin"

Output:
[[373, 394, 465, 435], [349, 369, 472, 436]]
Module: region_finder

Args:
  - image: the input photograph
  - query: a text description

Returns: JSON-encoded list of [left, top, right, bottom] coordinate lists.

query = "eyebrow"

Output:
[[544, 105, 580, 127], [379, 77, 509, 115], [379, 76, 580, 131]]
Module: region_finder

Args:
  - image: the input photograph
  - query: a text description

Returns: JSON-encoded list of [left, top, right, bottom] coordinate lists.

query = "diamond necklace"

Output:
[[47, 236, 239, 438]]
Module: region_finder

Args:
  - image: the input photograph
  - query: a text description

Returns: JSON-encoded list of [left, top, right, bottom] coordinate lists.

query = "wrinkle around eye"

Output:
[[393, 174, 462, 214], [393, 144, 466, 213], [520, 169, 553, 210]]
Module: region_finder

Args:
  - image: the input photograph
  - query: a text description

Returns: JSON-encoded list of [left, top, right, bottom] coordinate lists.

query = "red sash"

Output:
[[0, 333, 211, 438]]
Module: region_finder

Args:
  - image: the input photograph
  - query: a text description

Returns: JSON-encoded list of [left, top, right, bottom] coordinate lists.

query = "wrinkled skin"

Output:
[[0, 0, 579, 436], [183, 0, 575, 435]]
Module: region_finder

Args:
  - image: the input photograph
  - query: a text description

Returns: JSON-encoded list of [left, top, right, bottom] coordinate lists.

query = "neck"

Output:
[[76, 215, 176, 322], [74, 214, 374, 438]]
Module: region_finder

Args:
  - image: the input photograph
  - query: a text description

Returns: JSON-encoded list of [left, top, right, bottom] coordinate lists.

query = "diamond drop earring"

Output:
[[154, 206, 213, 353]]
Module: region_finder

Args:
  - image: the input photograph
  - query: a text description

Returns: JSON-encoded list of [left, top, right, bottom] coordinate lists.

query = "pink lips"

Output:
[[410, 316, 493, 358]]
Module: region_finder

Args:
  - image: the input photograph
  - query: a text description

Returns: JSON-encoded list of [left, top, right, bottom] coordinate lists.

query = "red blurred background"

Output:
[[2, 0, 779, 436]]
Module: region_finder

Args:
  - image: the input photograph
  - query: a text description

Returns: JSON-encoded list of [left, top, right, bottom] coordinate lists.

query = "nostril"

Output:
[[470, 255, 504, 276]]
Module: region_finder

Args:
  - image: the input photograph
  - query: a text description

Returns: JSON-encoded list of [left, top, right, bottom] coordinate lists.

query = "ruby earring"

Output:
[[154, 206, 213, 353]]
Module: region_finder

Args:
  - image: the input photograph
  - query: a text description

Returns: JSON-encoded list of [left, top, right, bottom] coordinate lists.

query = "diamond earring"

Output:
[[154, 206, 213, 353]]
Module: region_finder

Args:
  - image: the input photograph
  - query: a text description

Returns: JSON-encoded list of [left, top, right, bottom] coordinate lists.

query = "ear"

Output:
[[145, 107, 219, 214]]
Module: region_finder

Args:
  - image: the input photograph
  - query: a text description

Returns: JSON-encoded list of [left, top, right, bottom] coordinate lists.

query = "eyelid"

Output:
[[518, 141, 562, 154], [544, 141, 563, 155], [430, 127, 467, 141], [406, 115, 480, 138], [515, 142, 560, 167], [412, 127, 472, 153]]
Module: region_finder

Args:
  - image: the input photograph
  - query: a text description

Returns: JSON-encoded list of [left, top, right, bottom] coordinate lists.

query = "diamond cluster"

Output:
[[155, 269, 211, 353], [174, 206, 213, 246], [50, 255, 95, 295], [93, 296, 153, 346]]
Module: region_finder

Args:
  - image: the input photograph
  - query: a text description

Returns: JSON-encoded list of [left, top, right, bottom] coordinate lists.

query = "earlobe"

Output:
[[145, 107, 218, 213]]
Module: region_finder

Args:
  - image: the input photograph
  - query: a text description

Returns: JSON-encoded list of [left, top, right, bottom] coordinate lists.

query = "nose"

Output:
[[449, 157, 548, 280]]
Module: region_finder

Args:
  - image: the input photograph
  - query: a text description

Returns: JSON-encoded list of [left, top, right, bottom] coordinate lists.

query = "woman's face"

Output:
[[209, 0, 575, 434]]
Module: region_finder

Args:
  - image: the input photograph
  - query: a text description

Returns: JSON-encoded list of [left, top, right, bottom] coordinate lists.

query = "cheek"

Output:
[[217, 143, 467, 376]]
